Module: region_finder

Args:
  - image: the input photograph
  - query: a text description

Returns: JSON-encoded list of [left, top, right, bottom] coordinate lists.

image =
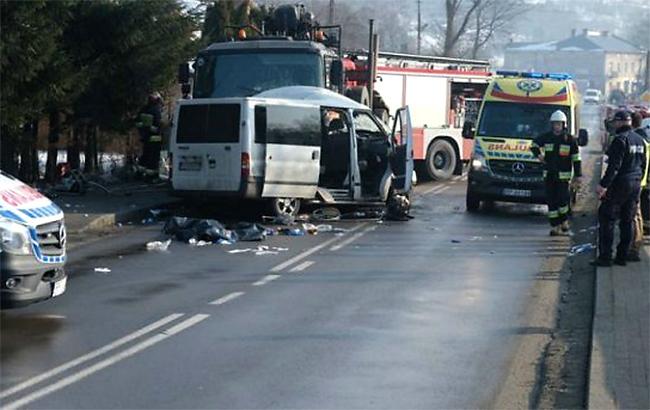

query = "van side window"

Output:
[[176, 104, 240, 143], [266, 106, 321, 146], [255, 106, 267, 144], [353, 111, 384, 135]]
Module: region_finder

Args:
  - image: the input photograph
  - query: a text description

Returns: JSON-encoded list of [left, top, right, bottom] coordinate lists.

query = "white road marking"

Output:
[[252, 274, 281, 286], [289, 261, 315, 273], [209, 291, 245, 305], [3, 314, 209, 410], [270, 223, 366, 272], [437, 186, 450, 193], [420, 184, 448, 195], [0, 313, 184, 400], [461, 174, 468, 181], [330, 225, 377, 251]]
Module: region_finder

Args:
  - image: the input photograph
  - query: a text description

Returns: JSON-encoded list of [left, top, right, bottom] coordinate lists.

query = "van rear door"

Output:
[[173, 102, 241, 192], [261, 104, 322, 199]]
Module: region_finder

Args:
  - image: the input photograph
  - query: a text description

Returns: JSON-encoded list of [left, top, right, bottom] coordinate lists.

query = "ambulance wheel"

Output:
[[426, 139, 457, 181], [269, 197, 301, 218], [466, 191, 481, 212]]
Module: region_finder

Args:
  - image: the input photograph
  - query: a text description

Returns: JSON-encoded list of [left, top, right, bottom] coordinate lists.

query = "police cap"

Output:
[[613, 110, 631, 121]]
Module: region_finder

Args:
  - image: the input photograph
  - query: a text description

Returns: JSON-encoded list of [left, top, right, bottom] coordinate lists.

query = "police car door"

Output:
[[262, 104, 322, 199], [390, 106, 414, 194]]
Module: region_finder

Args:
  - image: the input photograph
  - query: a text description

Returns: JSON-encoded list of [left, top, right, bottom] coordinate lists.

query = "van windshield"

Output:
[[477, 102, 571, 139], [193, 51, 323, 98]]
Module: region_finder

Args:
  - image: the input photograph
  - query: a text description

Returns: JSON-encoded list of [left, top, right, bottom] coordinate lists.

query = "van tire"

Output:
[[426, 139, 457, 181], [466, 190, 481, 212], [269, 197, 301, 218]]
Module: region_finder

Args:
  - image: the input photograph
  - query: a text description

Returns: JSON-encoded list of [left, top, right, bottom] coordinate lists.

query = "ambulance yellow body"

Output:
[[465, 71, 588, 211]]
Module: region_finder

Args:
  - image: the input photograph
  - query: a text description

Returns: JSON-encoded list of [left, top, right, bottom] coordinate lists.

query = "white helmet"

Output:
[[550, 110, 567, 123]]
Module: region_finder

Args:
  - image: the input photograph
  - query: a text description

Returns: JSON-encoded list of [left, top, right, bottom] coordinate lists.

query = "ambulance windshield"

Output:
[[477, 102, 571, 139]]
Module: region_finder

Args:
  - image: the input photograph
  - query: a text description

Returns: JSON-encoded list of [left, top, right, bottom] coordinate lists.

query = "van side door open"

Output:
[[390, 106, 414, 194], [261, 104, 322, 199]]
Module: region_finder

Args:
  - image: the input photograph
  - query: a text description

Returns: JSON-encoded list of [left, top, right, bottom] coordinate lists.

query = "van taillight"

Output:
[[241, 153, 250, 178]]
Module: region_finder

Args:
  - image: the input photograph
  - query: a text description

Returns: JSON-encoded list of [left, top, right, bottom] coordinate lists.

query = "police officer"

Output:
[[595, 110, 648, 266], [628, 112, 650, 261], [136, 92, 163, 172], [531, 110, 582, 236]]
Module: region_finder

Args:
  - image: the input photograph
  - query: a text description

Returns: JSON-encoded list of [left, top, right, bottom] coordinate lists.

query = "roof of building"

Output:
[[507, 32, 643, 54]]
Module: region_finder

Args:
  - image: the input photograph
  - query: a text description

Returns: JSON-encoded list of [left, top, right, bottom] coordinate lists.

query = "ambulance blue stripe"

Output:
[[0, 210, 25, 223]]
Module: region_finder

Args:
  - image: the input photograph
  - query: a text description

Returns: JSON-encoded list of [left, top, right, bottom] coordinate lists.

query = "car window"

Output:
[[353, 111, 383, 134]]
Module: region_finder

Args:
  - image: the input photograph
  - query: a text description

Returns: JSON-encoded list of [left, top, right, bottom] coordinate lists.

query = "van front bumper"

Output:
[[1, 253, 66, 309], [467, 170, 546, 204]]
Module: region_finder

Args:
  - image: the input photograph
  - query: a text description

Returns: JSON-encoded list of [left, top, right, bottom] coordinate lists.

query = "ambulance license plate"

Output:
[[52, 277, 67, 297], [503, 188, 531, 197], [179, 161, 201, 171]]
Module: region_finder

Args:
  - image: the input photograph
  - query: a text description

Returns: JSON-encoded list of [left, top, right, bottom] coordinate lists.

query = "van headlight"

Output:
[[0, 219, 32, 255], [471, 154, 488, 172]]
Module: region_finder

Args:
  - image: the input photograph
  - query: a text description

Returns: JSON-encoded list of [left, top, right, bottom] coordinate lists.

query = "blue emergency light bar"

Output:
[[495, 70, 573, 80]]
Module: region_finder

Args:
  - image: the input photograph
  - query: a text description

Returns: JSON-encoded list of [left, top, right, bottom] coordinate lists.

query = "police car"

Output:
[[1, 171, 67, 308]]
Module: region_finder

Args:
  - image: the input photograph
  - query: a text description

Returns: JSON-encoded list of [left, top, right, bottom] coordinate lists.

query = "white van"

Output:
[[169, 86, 413, 216], [583, 89, 602, 104], [0, 171, 67, 308]]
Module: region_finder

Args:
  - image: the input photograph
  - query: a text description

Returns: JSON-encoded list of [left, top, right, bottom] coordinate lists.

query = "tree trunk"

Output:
[[18, 120, 39, 183], [68, 124, 82, 170], [1, 125, 19, 175], [45, 111, 61, 183], [83, 124, 98, 174]]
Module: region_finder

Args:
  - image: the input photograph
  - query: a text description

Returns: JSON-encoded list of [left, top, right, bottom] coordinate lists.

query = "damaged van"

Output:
[[169, 86, 413, 217], [1, 171, 67, 308]]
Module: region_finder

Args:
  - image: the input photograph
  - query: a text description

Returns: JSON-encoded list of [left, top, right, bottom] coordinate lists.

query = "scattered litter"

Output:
[[341, 209, 384, 220], [149, 209, 163, 217], [228, 249, 251, 254], [578, 226, 598, 233], [302, 223, 319, 235], [116, 223, 123, 228], [493, 235, 498, 239], [385, 194, 412, 221], [84, 214, 89, 217], [311, 207, 341, 221], [262, 215, 295, 225], [146, 239, 171, 251], [489, 251, 496, 255], [94, 267, 111, 273], [315, 224, 333, 233], [228, 245, 289, 256], [164, 217, 236, 243], [451, 239, 462, 243], [141, 218, 155, 225], [255, 250, 278, 256], [65, 203, 71, 208], [568, 243, 595, 256], [188, 238, 211, 247], [234, 222, 267, 241], [279, 227, 305, 236], [470, 236, 483, 241]]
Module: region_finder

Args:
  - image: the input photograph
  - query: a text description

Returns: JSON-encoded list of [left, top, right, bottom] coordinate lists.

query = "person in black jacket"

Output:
[[136, 92, 163, 172], [595, 110, 648, 266], [531, 110, 582, 236]]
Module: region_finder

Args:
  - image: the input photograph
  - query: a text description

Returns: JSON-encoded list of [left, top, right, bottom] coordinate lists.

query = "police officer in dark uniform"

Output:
[[531, 110, 583, 236], [595, 110, 648, 266], [136, 92, 163, 172]]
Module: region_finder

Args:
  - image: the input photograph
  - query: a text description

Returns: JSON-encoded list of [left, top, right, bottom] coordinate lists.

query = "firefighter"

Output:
[[531, 110, 583, 236], [595, 110, 648, 266], [136, 92, 163, 172], [628, 112, 650, 261]]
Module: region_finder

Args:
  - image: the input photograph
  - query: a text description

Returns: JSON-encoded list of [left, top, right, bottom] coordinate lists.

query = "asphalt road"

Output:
[[0, 105, 603, 409]]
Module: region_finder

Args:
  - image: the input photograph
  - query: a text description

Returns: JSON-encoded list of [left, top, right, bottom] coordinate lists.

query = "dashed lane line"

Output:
[[3, 314, 210, 410], [252, 274, 281, 286], [270, 223, 367, 273], [0, 313, 185, 400], [289, 261, 315, 273], [330, 225, 377, 252], [209, 291, 245, 305]]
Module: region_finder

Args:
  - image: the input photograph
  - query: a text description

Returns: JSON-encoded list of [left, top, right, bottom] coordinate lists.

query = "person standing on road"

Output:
[[595, 110, 648, 266], [632, 112, 650, 236], [136, 92, 164, 173], [628, 112, 650, 261], [531, 110, 583, 236]]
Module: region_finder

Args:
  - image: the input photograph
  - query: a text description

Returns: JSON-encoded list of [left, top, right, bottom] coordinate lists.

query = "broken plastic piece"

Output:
[[146, 239, 171, 251], [568, 243, 595, 256]]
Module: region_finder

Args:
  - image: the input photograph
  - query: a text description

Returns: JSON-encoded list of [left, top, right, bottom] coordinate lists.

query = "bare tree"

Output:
[[469, 0, 531, 59], [442, 0, 481, 57]]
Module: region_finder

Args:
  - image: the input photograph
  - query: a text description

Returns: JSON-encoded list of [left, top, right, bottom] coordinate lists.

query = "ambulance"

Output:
[[1, 171, 67, 308], [465, 71, 589, 211]]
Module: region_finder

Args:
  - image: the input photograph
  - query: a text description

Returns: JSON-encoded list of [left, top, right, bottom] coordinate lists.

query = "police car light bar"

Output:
[[495, 70, 573, 80]]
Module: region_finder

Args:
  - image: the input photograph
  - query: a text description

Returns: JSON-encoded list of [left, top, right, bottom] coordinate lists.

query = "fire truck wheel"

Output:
[[269, 197, 301, 218], [345, 86, 370, 107], [426, 139, 457, 180]]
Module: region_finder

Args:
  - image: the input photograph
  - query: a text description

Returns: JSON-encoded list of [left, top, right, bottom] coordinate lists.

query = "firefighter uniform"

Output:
[[597, 119, 648, 265], [531, 130, 582, 230], [136, 94, 163, 171]]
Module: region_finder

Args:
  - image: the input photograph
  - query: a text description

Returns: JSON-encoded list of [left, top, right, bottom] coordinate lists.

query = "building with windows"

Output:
[[504, 29, 647, 98]]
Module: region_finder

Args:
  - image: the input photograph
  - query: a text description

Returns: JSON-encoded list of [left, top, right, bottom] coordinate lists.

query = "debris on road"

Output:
[[227, 245, 289, 256], [311, 207, 341, 221], [94, 267, 111, 273], [234, 222, 267, 241], [146, 239, 172, 251], [568, 243, 595, 256], [451, 239, 462, 243], [262, 215, 295, 225]]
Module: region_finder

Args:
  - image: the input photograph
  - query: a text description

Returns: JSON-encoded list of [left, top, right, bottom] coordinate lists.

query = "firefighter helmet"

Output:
[[550, 110, 567, 123]]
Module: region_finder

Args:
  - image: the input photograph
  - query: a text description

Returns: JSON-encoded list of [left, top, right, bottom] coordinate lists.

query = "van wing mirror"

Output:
[[330, 59, 344, 88], [462, 121, 475, 139], [578, 129, 589, 147], [178, 63, 190, 84]]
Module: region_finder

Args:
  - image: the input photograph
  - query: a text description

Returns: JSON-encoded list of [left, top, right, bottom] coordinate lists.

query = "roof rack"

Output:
[[495, 70, 572, 80]]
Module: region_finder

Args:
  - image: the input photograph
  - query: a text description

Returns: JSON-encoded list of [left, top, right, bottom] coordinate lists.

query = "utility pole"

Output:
[[417, 0, 422, 55], [328, 0, 335, 25]]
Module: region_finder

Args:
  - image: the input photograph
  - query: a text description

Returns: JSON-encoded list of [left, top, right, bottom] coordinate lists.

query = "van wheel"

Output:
[[269, 198, 301, 218], [466, 190, 481, 212], [426, 139, 457, 181]]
